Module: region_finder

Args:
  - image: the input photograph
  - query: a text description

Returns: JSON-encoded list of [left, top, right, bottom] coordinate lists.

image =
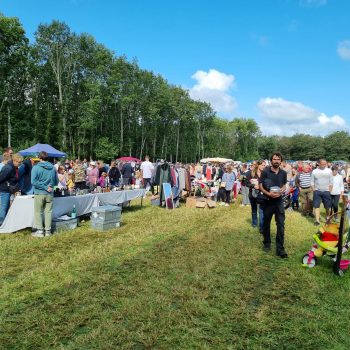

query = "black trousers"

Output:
[[262, 201, 286, 255], [331, 194, 340, 216], [143, 178, 154, 194], [217, 188, 231, 203]]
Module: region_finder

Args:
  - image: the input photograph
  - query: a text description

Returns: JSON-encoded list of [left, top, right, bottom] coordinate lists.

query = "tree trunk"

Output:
[[175, 123, 180, 163], [161, 134, 166, 158], [153, 133, 157, 161], [90, 132, 94, 159], [140, 137, 146, 160], [34, 96, 39, 140], [128, 110, 132, 156], [77, 128, 81, 159], [7, 106, 11, 147], [120, 105, 123, 154]]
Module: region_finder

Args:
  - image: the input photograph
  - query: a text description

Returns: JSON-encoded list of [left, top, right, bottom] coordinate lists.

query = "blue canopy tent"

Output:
[[18, 143, 66, 158]]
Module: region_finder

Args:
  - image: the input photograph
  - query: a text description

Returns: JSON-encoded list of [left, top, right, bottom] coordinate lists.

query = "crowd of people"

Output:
[[0, 149, 155, 235], [0, 146, 348, 252]]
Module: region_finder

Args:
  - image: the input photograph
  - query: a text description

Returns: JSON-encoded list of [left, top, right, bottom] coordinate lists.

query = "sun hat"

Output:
[[90, 161, 96, 166]]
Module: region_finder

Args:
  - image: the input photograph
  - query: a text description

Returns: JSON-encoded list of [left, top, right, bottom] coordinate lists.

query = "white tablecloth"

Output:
[[0, 189, 146, 234], [97, 189, 146, 206]]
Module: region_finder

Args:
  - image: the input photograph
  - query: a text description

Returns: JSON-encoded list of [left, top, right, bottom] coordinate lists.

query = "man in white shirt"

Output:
[[330, 166, 344, 222], [310, 159, 333, 226], [140, 155, 154, 191]]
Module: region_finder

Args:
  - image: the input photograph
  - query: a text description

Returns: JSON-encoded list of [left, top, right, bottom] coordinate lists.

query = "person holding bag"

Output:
[[217, 165, 236, 206], [259, 152, 288, 258], [0, 153, 23, 226], [245, 160, 266, 233]]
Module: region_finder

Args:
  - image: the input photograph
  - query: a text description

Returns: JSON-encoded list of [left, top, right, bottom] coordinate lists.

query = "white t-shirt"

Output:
[[311, 167, 333, 191], [141, 161, 154, 179], [331, 174, 344, 195]]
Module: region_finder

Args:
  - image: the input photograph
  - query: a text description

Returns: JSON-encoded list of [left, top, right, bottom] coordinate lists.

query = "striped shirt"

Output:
[[297, 172, 312, 188]]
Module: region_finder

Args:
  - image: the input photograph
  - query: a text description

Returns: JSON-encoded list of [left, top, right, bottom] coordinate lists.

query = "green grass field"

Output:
[[1, 199, 350, 350]]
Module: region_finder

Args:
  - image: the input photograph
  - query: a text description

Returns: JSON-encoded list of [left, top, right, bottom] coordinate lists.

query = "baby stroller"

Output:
[[302, 201, 350, 276]]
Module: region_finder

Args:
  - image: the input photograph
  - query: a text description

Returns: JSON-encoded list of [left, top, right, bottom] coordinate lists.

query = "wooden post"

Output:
[[333, 195, 347, 276]]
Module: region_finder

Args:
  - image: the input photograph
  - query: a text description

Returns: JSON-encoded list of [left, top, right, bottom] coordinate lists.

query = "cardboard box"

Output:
[[207, 199, 217, 208], [186, 196, 197, 208], [196, 200, 206, 208]]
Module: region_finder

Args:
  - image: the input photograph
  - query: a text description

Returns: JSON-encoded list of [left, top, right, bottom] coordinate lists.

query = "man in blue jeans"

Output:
[[0, 154, 23, 226]]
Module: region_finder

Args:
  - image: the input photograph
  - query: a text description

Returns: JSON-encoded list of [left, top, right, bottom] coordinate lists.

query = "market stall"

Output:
[[0, 189, 146, 234], [19, 143, 66, 158]]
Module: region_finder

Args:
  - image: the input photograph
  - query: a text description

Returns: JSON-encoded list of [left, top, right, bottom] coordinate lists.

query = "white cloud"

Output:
[[257, 97, 347, 136], [337, 40, 350, 60], [189, 69, 237, 115], [299, 0, 327, 7]]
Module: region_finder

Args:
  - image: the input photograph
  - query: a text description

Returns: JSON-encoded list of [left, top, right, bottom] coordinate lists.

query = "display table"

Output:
[[0, 189, 146, 234]]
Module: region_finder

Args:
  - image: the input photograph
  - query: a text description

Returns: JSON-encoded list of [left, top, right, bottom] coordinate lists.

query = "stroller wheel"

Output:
[[302, 254, 317, 268], [336, 269, 345, 277]]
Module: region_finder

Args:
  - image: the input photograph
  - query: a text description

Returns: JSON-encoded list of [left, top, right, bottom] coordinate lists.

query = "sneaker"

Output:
[[240, 204, 245, 207], [45, 230, 52, 237], [220, 202, 225, 206], [314, 221, 320, 226], [278, 253, 289, 259], [32, 230, 45, 238], [225, 203, 229, 207]]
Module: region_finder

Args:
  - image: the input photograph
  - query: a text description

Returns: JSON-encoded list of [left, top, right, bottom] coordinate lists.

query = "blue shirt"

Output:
[[222, 172, 236, 191]]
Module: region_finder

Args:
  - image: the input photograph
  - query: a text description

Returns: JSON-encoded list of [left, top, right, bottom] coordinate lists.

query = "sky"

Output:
[[1, 0, 350, 136]]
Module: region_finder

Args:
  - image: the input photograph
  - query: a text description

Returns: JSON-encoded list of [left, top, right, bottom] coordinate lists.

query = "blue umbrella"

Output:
[[18, 143, 66, 158]]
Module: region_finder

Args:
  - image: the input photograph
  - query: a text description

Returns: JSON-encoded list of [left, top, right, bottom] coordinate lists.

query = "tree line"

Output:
[[1, 14, 349, 162]]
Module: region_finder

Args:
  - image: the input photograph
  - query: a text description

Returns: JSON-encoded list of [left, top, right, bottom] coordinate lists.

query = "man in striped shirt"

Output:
[[295, 163, 313, 217]]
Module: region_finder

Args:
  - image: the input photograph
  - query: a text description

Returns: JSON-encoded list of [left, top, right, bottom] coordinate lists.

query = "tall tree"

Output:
[[0, 13, 28, 146], [34, 20, 76, 149]]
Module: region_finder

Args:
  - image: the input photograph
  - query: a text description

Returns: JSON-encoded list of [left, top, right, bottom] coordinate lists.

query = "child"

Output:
[[289, 168, 299, 210], [99, 172, 109, 188], [67, 170, 75, 193]]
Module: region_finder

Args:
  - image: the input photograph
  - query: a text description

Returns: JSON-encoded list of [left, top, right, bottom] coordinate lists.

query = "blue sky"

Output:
[[1, 0, 350, 135]]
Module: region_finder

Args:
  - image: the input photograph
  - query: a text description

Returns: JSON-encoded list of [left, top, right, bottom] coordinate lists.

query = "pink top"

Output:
[[87, 167, 99, 185], [98, 176, 105, 188]]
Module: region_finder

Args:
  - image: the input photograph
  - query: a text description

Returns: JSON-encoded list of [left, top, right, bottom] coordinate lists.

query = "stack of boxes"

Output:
[[90, 205, 122, 231]]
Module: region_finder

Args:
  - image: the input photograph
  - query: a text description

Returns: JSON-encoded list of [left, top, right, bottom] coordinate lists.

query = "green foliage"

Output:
[[95, 136, 119, 161], [324, 131, 350, 161]]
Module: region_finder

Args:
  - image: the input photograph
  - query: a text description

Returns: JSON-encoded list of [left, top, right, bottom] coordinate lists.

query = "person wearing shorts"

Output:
[[296, 163, 313, 217], [311, 159, 333, 226]]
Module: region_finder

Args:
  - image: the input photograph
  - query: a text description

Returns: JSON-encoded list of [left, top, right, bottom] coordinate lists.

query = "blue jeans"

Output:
[[0, 192, 11, 225], [250, 196, 264, 231]]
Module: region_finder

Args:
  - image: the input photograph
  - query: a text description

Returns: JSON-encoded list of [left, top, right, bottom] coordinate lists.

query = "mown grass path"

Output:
[[1, 200, 349, 349]]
